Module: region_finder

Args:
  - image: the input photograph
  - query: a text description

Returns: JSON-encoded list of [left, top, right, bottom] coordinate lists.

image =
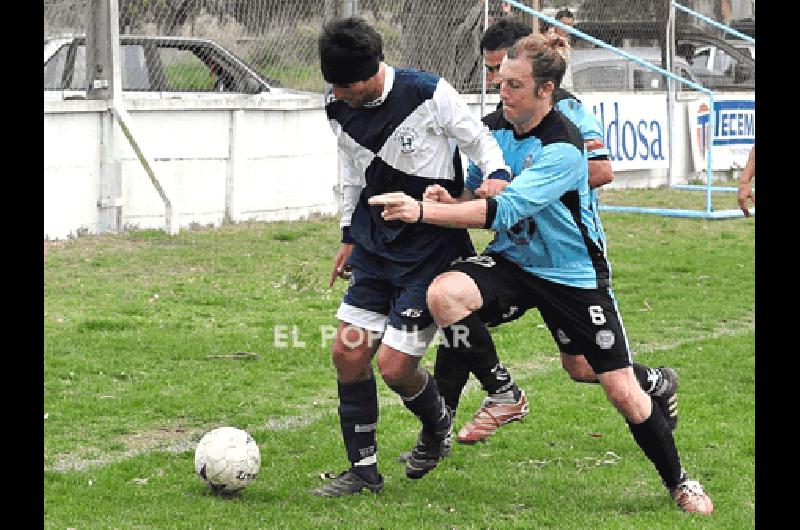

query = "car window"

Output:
[[573, 65, 625, 91], [121, 45, 150, 90], [65, 44, 151, 90], [44, 44, 70, 89], [691, 48, 710, 70], [712, 49, 735, 74], [159, 47, 221, 91], [633, 69, 663, 91], [68, 45, 87, 89]]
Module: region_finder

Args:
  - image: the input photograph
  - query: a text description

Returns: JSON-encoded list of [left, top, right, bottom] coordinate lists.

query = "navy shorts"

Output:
[[337, 244, 463, 356], [450, 253, 633, 374]]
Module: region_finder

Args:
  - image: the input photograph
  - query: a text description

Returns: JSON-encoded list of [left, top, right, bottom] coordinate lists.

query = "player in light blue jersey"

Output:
[[431, 20, 678, 448], [312, 17, 512, 498], [369, 33, 714, 515]]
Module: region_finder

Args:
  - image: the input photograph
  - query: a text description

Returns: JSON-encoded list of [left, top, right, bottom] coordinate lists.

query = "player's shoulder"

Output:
[[393, 67, 441, 99], [482, 108, 513, 132], [554, 87, 581, 105], [538, 109, 584, 153]]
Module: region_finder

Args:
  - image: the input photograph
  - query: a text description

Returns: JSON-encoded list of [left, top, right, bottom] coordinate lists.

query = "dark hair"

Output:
[[555, 8, 574, 20], [506, 33, 567, 95], [318, 17, 384, 84], [480, 18, 532, 53]]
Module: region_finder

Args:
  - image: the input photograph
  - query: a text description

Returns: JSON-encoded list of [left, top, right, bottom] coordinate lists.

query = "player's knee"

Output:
[[331, 326, 371, 366], [427, 272, 467, 321], [376, 352, 409, 388]]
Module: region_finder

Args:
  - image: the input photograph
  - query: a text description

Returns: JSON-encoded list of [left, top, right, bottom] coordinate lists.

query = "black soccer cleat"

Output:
[[312, 469, 384, 497], [405, 405, 453, 479], [651, 366, 679, 431]]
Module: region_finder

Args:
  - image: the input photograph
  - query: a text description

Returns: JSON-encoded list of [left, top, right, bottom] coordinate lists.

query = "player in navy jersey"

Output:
[[312, 17, 512, 497], [430, 21, 679, 447], [370, 33, 713, 515]]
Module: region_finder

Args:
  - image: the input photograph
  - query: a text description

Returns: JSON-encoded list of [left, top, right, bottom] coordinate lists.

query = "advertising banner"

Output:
[[580, 94, 670, 171], [687, 96, 755, 171]]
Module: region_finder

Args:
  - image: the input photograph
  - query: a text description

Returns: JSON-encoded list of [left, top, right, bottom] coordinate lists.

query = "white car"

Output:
[[44, 35, 314, 101]]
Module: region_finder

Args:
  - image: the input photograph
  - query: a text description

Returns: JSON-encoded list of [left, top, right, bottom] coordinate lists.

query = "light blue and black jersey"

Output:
[[553, 88, 609, 244], [327, 65, 510, 279], [473, 108, 610, 289]]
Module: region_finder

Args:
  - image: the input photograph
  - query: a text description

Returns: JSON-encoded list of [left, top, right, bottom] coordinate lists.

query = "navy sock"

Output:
[[433, 332, 471, 412], [337, 377, 379, 480], [402, 371, 449, 434], [627, 399, 683, 489]]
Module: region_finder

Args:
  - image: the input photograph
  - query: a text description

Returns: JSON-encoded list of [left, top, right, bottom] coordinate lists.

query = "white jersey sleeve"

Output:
[[339, 152, 364, 230], [429, 78, 510, 179]]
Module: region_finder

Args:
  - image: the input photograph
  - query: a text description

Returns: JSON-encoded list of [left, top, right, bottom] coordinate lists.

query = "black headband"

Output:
[[321, 54, 380, 85]]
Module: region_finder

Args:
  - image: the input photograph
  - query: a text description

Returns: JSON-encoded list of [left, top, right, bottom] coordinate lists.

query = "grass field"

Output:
[[44, 194, 755, 529]]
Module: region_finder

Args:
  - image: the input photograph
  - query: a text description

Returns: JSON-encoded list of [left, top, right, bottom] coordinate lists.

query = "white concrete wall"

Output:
[[44, 96, 339, 239], [44, 90, 750, 239]]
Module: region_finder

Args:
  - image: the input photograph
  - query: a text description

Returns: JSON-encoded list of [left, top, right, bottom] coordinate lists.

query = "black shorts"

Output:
[[450, 253, 632, 374]]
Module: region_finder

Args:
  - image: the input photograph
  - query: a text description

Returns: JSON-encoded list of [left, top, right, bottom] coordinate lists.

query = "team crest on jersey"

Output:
[[395, 127, 419, 154], [595, 329, 615, 350], [522, 154, 533, 170], [556, 328, 571, 345]]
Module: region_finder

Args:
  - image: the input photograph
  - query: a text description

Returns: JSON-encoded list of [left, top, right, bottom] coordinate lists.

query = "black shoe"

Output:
[[651, 367, 678, 431], [405, 405, 453, 479], [312, 469, 384, 497]]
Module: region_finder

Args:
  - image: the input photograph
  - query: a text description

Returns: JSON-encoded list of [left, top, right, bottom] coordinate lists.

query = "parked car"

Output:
[[676, 32, 754, 91], [571, 47, 700, 93], [44, 35, 309, 100]]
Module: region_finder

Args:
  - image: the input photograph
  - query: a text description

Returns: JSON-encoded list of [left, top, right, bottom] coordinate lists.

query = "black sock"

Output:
[[632, 363, 662, 395], [627, 399, 684, 490], [434, 331, 471, 412], [402, 371, 449, 434], [337, 377, 379, 483], [447, 313, 516, 395]]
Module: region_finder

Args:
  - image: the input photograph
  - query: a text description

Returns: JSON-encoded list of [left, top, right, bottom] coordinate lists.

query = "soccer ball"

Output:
[[194, 426, 260, 494]]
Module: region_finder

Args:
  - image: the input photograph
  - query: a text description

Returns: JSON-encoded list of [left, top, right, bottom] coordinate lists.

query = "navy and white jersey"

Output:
[[477, 108, 610, 289], [326, 65, 509, 271]]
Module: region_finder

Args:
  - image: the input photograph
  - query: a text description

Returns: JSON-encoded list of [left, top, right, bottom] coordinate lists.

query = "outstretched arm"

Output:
[[737, 146, 755, 217]]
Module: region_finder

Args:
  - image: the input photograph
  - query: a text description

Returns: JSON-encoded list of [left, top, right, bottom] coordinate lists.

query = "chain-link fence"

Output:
[[44, 1, 754, 94]]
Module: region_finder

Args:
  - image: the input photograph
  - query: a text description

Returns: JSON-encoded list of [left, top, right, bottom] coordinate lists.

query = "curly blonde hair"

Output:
[[506, 33, 567, 95]]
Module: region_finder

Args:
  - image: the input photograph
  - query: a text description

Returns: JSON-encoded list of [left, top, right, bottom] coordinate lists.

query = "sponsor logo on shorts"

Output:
[[400, 308, 423, 318], [456, 255, 496, 268], [501, 306, 518, 319], [557, 328, 571, 345], [595, 329, 615, 350]]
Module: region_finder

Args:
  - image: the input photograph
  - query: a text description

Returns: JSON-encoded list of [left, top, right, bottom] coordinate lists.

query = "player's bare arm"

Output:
[[369, 192, 487, 228], [588, 159, 613, 189], [329, 243, 354, 288]]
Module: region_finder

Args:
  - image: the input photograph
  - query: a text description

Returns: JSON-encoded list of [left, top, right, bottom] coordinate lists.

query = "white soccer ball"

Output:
[[194, 426, 261, 494]]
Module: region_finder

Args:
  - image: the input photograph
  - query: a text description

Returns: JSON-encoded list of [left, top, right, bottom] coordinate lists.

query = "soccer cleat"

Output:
[[405, 407, 453, 479], [456, 389, 529, 444], [651, 367, 679, 431], [670, 477, 714, 515], [312, 469, 384, 497]]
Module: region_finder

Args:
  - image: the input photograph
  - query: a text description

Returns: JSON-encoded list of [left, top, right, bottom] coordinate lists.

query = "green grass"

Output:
[[44, 195, 755, 529]]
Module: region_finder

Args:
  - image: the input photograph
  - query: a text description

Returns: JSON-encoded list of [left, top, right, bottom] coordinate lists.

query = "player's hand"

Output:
[[368, 192, 420, 223], [423, 184, 455, 204], [474, 178, 509, 199], [329, 243, 354, 288], [737, 181, 754, 217]]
